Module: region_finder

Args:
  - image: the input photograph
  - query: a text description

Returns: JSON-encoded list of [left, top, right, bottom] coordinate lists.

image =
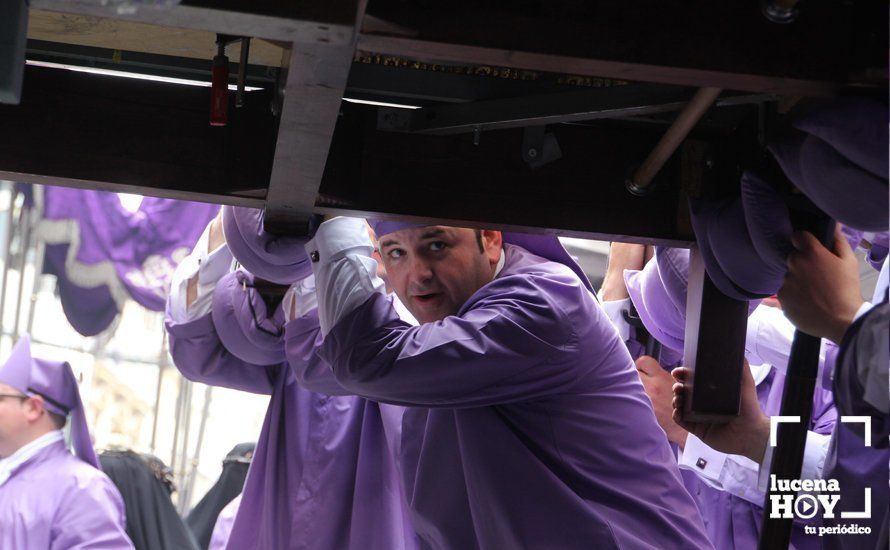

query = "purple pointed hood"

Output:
[[0, 336, 99, 469]]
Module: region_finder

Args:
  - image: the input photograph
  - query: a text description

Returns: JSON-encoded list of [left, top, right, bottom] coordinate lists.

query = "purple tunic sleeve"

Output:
[[284, 309, 354, 396], [322, 273, 584, 407], [50, 475, 133, 550], [165, 269, 294, 395], [166, 313, 275, 395]]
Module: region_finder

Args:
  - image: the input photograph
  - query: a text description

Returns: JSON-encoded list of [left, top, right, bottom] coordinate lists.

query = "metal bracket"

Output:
[[762, 0, 800, 24], [522, 126, 561, 169]]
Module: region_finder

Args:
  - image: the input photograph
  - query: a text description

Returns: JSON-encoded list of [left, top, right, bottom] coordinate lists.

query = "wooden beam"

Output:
[[29, 0, 356, 44], [0, 66, 710, 243], [358, 0, 887, 96], [262, 0, 366, 233], [27, 9, 285, 67], [315, 104, 696, 245], [0, 65, 275, 208]]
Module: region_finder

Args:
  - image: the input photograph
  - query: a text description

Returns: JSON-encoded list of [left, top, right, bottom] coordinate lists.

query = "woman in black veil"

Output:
[[99, 450, 199, 550], [185, 442, 255, 550]]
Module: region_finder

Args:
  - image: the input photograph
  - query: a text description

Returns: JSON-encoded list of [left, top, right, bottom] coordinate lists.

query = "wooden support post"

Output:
[[682, 246, 749, 422]]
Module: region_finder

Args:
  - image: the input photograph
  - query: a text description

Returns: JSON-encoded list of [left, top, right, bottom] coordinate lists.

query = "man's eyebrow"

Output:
[[418, 228, 447, 239], [379, 238, 400, 249]]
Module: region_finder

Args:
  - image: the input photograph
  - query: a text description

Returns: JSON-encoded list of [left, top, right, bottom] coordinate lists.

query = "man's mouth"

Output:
[[412, 292, 443, 305]]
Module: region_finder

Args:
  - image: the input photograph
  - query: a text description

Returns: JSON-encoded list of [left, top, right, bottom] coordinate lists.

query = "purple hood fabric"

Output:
[[625, 247, 759, 353], [221, 206, 312, 285], [0, 335, 98, 469], [689, 98, 888, 299], [770, 98, 888, 232], [624, 248, 690, 352], [211, 270, 287, 367]]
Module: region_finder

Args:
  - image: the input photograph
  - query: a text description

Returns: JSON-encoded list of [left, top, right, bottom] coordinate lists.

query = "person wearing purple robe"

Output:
[[0, 335, 133, 549], [165, 213, 417, 550], [603, 243, 837, 549], [307, 216, 714, 549], [209, 494, 240, 550], [778, 231, 889, 550], [671, 232, 888, 549]]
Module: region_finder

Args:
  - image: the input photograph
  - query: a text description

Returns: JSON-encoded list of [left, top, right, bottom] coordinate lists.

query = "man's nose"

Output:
[[408, 255, 434, 284]]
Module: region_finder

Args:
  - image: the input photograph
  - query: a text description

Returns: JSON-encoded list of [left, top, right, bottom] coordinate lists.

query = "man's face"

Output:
[[378, 226, 502, 323], [0, 383, 29, 458]]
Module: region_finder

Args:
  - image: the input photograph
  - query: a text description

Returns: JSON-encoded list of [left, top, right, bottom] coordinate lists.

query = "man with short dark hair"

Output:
[[0, 336, 132, 549], [308, 217, 713, 549]]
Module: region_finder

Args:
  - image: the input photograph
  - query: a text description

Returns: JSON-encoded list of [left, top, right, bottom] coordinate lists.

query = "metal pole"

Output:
[[149, 332, 168, 454], [12, 204, 32, 341], [182, 384, 213, 512], [627, 87, 722, 195], [235, 37, 250, 108], [176, 379, 194, 514], [0, 188, 19, 342], [26, 207, 45, 335], [169, 374, 185, 473], [758, 214, 835, 550]]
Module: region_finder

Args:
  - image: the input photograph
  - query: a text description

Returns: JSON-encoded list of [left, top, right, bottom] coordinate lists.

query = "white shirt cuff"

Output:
[[680, 434, 766, 505], [678, 433, 729, 487], [282, 275, 319, 321], [168, 224, 234, 323], [198, 237, 234, 285], [306, 217, 385, 335], [758, 430, 831, 492], [169, 252, 200, 323], [600, 298, 631, 342]]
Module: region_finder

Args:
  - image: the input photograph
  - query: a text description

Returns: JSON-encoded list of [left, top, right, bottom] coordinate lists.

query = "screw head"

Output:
[[527, 148, 538, 158]]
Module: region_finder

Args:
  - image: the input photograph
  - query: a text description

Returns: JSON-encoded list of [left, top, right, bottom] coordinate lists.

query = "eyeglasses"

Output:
[[0, 393, 27, 401]]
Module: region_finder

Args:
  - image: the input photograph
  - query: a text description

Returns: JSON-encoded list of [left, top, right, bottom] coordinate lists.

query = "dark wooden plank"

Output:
[[315, 104, 697, 245], [0, 65, 275, 207], [682, 247, 749, 421], [1, 65, 751, 243], [359, 0, 887, 96]]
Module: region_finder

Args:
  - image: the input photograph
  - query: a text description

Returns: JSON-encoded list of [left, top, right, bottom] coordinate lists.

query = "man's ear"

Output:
[[481, 230, 503, 265], [22, 395, 46, 423]]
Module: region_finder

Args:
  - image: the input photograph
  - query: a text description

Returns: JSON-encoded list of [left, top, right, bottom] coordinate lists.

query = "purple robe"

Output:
[[321, 243, 714, 549], [165, 274, 417, 550], [821, 299, 889, 550], [680, 368, 836, 550], [0, 439, 132, 549]]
